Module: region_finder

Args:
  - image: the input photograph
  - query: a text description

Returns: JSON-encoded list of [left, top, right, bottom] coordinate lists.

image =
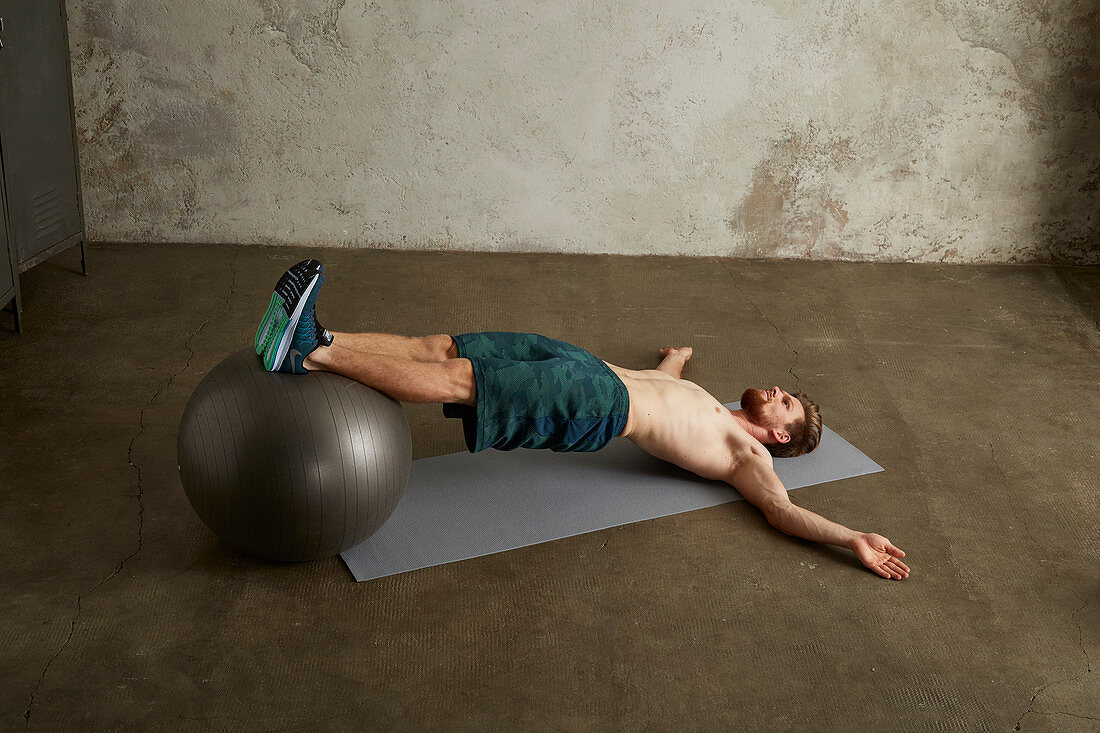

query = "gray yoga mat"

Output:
[[341, 401, 882, 582]]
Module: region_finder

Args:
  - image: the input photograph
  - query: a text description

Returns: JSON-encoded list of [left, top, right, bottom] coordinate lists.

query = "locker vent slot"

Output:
[[34, 187, 63, 241]]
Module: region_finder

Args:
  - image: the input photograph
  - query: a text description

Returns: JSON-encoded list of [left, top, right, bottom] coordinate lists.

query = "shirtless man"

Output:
[[255, 260, 909, 580]]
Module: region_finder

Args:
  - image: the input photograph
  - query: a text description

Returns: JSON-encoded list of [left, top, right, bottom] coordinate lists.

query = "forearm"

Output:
[[656, 355, 683, 377], [768, 503, 861, 549]]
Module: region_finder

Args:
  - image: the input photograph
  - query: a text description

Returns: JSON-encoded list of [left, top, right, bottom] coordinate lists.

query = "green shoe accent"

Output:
[[261, 312, 291, 370], [255, 259, 326, 372], [254, 293, 286, 355], [256, 298, 291, 371]]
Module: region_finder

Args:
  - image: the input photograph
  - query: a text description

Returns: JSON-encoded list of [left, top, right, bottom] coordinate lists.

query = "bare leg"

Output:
[[656, 346, 693, 378], [328, 332, 458, 361], [304, 344, 476, 405]]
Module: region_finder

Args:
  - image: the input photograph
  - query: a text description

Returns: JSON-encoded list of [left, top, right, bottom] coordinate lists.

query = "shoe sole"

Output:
[[255, 271, 321, 371], [254, 294, 288, 358]]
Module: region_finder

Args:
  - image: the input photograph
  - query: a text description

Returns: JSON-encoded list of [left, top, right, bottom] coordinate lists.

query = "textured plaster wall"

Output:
[[67, 1, 1098, 263]]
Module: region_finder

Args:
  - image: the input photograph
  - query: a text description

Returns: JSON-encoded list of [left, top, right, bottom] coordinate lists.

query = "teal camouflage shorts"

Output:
[[441, 332, 630, 453]]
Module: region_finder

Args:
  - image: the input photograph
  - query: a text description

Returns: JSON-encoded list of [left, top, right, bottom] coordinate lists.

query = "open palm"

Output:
[[852, 533, 910, 580]]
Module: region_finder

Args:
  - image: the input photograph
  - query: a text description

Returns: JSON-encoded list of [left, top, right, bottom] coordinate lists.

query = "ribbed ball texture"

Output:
[[177, 349, 411, 562]]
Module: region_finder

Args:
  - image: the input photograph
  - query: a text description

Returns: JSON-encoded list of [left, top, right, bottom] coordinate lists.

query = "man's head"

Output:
[[739, 386, 822, 458]]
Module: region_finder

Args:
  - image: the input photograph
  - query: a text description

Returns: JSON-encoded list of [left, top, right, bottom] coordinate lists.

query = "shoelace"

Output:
[[295, 308, 317, 340], [295, 308, 330, 345]]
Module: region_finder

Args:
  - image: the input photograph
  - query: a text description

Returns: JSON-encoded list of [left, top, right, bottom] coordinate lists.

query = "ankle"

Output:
[[303, 343, 334, 372]]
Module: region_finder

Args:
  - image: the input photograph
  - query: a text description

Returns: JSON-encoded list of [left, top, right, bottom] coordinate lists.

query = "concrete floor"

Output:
[[2, 243, 1097, 731]]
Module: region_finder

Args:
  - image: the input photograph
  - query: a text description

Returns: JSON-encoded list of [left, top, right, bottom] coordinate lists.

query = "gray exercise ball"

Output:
[[177, 348, 412, 562]]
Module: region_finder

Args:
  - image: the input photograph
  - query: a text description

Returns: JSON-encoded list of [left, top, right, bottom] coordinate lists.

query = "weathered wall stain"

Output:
[[63, 1, 1098, 263], [256, 0, 352, 74], [731, 126, 858, 260]]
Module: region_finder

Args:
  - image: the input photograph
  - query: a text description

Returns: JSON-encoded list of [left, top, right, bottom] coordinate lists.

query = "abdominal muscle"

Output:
[[602, 362, 753, 481]]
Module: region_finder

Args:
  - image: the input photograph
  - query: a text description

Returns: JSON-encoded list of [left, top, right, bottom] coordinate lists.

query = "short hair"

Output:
[[767, 392, 822, 458]]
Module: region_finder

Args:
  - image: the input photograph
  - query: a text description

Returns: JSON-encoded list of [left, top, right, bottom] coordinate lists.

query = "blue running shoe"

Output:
[[277, 307, 333, 374], [255, 259, 329, 371]]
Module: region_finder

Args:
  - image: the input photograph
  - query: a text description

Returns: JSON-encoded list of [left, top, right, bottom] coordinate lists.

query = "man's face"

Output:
[[740, 386, 805, 437]]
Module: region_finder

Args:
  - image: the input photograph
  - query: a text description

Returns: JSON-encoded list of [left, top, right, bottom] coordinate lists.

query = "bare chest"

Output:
[[610, 367, 743, 480]]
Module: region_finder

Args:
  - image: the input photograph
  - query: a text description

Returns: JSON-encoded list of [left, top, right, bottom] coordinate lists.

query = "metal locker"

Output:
[[0, 167, 15, 332], [0, 0, 88, 333]]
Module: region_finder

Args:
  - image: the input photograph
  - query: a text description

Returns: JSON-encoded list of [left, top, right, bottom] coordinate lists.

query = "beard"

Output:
[[740, 387, 771, 425]]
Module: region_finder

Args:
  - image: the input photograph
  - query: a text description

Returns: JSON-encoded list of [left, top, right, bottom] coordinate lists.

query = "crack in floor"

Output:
[[22, 246, 243, 729], [1069, 591, 1093, 675], [1024, 711, 1100, 723], [991, 442, 1095, 731], [1012, 592, 1094, 730], [719, 262, 802, 392], [1016, 693, 1099, 730]]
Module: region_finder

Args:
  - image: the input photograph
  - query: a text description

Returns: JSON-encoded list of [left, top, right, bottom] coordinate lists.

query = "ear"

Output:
[[770, 428, 791, 444]]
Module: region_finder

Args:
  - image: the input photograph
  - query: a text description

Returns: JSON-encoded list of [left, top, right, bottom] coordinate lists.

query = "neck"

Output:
[[730, 408, 771, 445]]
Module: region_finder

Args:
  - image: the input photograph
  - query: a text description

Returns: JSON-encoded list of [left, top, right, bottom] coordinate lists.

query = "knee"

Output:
[[427, 334, 459, 361], [442, 358, 476, 406], [443, 335, 460, 359]]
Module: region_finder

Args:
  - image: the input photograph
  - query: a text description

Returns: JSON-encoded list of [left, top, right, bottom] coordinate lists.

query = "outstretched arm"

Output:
[[656, 346, 693, 378], [727, 454, 910, 580]]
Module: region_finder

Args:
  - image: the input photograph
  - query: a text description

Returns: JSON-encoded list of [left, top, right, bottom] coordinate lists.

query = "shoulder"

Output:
[[722, 444, 789, 516], [727, 420, 773, 469], [729, 443, 773, 473]]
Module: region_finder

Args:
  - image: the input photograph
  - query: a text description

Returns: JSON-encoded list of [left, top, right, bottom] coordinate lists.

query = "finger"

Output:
[[887, 544, 905, 558], [871, 564, 891, 579], [886, 555, 909, 570], [886, 560, 908, 578]]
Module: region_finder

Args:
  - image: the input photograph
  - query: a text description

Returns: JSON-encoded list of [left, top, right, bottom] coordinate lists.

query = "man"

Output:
[[255, 260, 909, 580]]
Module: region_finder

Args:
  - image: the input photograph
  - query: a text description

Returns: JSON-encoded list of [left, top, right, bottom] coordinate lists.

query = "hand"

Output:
[[658, 346, 693, 360], [851, 533, 910, 580]]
